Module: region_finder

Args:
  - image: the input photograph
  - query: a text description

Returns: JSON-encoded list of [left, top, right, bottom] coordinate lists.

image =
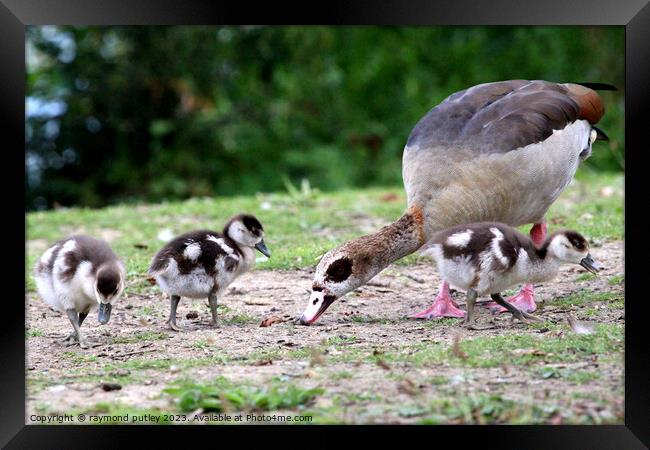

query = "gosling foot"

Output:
[[509, 309, 542, 324], [166, 319, 183, 332]]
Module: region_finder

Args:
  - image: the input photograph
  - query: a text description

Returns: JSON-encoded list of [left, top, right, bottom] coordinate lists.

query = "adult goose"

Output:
[[299, 79, 613, 324]]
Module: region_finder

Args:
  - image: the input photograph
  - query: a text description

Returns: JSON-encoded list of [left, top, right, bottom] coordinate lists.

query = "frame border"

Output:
[[5, 1, 649, 447]]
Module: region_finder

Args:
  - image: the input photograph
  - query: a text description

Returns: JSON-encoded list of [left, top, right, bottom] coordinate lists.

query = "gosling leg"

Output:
[[490, 293, 541, 324], [167, 295, 182, 331], [64, 309, 89, 349], [462, 289, 490, 330], [208, 290, 219, 327]]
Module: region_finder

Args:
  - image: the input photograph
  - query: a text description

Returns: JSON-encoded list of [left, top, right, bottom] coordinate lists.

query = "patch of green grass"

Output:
[[61, 351, 98, 365], [163, 376, 324, 413], [66, 402, 174, 424], [422, 317, 463, 328], [553, 289, 624, 308], [26, 328, 44, 338], [193, 340, 211, 349], [608, 274, 624, 286], [329, 370, 353, 380], [26, 173, 622, 285], [345, 316, 398, 325], [564, 370, 600, 384], [134, 305, 157, 317], [575, 273, 596, 282], [109, 331, 168, 345], [327, 335, 357, 346], [415, 394, 569, 424], [220, 313, 258, 325], [428, 375, 449, 385]]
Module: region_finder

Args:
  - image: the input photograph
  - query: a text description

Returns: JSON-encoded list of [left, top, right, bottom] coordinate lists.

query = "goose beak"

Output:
[[299, 292, 336, 325], [255, 240, 271, 258], [580, 254, 600, 274], [98, 303, 112, 324]]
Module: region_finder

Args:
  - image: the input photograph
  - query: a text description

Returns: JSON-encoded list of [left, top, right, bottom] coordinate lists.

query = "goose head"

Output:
[[224, 214, 271, 257], [300, 210, 424, 325], [546, 230, 600, 273], [94, 263, 125, 324], [300, 241, 379, 325]]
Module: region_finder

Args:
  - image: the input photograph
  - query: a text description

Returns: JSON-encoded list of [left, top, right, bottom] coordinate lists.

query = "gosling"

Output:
[[421, 222, 600, 329], [33, 236, 126, 348], [149, 214, 270, 331]]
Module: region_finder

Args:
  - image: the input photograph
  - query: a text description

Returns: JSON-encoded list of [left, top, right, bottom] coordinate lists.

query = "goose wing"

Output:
[[406, 80, 609, 155]]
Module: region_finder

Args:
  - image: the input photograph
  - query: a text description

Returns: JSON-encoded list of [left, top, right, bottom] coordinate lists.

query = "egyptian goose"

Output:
[[300, 80, 612, 325], [33, 236, 126, 348], [149, 214, 270, 331], [421, 222, 599, 328]]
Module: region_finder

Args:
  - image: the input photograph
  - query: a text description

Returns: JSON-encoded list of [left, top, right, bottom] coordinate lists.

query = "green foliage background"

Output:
[[26, 26, 624, 210]]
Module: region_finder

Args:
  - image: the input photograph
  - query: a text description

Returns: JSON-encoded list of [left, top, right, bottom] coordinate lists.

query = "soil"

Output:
[[25, 241, 624, 424]]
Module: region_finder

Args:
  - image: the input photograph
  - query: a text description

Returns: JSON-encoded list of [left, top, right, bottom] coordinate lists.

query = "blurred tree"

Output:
[[25, 26, 624, 210]]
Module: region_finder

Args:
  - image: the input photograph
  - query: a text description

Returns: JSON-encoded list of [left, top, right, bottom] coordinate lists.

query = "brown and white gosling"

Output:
[[33, 236, 126, 348], [148, 214, 270, 331], [420, 222, 600, 329]]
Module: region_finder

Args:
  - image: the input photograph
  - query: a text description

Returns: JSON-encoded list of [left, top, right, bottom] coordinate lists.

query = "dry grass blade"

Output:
[[450, 333, 468, 360]]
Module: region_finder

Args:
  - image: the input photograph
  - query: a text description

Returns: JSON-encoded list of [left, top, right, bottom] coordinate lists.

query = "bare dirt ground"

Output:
[[25, 241, 624, 424]]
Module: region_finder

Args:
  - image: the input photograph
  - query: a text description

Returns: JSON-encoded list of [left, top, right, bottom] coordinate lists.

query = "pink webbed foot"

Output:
[[411, 282, 466, 319], [485, 284, 537, 314]]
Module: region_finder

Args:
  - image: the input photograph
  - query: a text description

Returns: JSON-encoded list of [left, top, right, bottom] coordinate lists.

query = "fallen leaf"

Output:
[[252, 359, 273, 366], [101, 383, 122, 392], [186, 311, 199, 320], [146, 277, 157, 286], [260, 316, 286, 327]]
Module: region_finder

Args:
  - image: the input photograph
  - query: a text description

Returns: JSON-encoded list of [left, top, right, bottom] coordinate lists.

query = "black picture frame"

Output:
[[5, 0, 649, 447]]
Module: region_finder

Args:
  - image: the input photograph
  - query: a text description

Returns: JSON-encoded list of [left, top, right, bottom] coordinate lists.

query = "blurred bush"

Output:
[[26, 26, 624, 210]]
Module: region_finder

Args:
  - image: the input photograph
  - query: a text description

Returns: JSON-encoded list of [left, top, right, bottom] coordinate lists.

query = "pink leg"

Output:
[[485, 222, 547, 314], [411, 281, 466, 319]]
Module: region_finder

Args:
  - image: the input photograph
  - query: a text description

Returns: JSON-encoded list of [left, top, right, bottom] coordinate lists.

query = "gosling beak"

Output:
[[98, 303, 112, 324], [255, 240, 271, 258], [580, 254, 600, 274]]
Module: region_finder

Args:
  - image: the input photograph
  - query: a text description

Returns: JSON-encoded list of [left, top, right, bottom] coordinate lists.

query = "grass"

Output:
[[553, 289, 624, 308], [25, 171, 623, 293], [25, 172, 624, 425], [108, 331, 168, 345], [163, 376, 323, 414], [25, 328, 44, 338]]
